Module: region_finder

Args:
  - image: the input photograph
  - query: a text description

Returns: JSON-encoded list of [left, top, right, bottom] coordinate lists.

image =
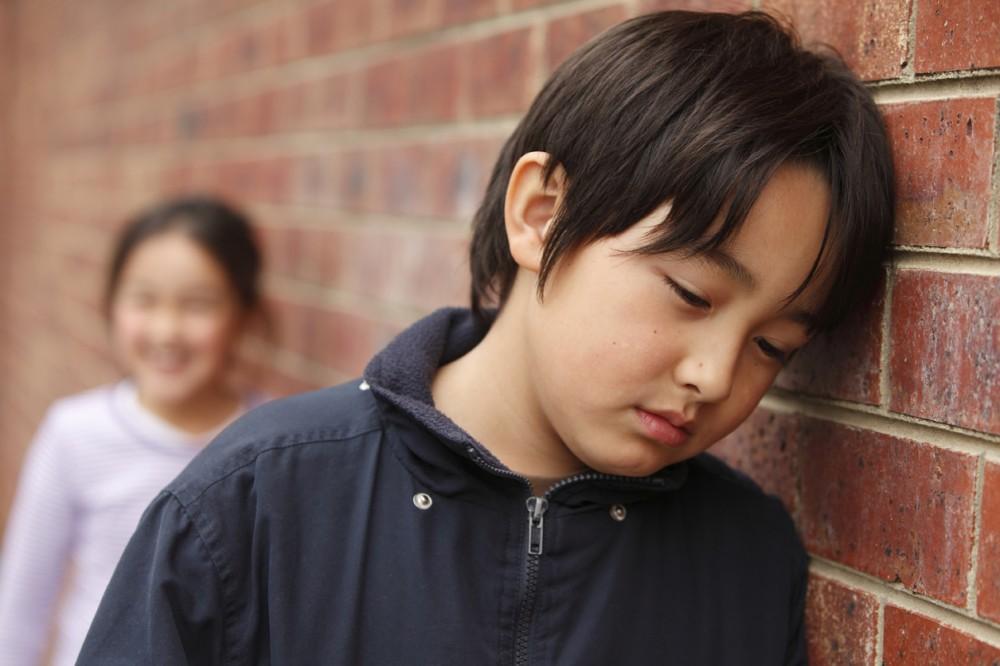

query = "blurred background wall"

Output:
[[0, 0, 998, 662]]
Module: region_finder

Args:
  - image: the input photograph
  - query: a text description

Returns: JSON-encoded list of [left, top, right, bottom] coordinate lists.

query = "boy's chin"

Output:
[[580, 444, 695, 478]]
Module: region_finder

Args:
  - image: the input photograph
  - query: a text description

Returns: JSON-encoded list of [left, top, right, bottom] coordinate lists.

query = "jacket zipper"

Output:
[[464, 447, 659, 665]]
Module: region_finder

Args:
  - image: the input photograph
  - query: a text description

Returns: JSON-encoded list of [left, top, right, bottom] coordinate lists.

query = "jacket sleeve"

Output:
[[0, 412, 76, 665], [76, 492, 227, 665]]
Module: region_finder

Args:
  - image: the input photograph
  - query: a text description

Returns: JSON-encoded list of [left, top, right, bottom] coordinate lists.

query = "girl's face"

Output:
[[110, 231, 246, 410]]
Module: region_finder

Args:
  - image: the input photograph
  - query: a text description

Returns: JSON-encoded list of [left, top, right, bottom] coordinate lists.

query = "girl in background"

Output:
[[0, 196, 268, 665]]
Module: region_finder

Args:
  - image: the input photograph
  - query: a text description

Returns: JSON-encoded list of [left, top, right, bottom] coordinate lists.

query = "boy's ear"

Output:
[[504, 151, 566, 273]]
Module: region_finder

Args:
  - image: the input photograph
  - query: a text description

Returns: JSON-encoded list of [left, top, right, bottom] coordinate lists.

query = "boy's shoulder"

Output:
[[166, 380, 384, 505]]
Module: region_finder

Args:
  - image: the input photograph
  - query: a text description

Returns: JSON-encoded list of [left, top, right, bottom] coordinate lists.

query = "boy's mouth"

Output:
[[634, 408, 691, 448]]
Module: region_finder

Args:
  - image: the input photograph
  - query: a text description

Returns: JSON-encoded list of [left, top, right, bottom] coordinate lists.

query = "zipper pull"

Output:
[[526, 497, 549, 556]]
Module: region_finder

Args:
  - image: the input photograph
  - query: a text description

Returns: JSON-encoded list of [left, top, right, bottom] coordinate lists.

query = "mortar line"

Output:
[[871, 72, 1000, 104], [874, 599, 885, 665], [762, 389, 1000, 450], [989, 97, 1000, 254], [968, 455, 987, 614], [50, 116, 521, 157], [902, 0, 917, 79], [892, 252, 1000, 276], [261, 274, 439, 325], [895, 245, 997, 258], [810, 559, 1000, 644], [879, 264, 894, 411]]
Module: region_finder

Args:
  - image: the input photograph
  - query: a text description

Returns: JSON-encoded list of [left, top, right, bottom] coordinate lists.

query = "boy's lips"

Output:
[[635, 407, 691, 447]]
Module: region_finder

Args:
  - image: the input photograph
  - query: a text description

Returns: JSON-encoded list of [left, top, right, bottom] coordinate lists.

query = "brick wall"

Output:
[[0, 0, 997, 661]]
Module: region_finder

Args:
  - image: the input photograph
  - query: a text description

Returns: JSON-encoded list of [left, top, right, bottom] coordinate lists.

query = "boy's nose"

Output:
[[674, 336, 739, 404]]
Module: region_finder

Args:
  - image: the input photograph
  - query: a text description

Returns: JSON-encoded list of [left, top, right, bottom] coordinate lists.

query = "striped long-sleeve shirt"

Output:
[[0, 380, 263, 666]]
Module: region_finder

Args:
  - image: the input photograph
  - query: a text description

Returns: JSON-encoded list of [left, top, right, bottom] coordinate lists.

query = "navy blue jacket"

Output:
[[78, 308, 808, 665]]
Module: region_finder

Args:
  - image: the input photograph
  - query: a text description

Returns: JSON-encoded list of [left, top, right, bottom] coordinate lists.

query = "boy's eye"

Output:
[[755, 337, 792, 364], [664, 278, 711, 310]]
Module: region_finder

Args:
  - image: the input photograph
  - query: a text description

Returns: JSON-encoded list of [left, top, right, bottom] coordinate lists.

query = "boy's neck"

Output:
[[430, 305, 586, 490]]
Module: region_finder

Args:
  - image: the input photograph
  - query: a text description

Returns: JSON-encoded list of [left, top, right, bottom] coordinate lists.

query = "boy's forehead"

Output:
[[623, 167, 834, 317]]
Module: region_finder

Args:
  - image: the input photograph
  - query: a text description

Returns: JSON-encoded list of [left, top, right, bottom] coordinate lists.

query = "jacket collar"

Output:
[[363, 308, 688, 499]]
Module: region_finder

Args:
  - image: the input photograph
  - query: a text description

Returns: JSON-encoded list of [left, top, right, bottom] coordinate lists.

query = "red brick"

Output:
[[267, 298, 322, 361], [889, 270, 999, 435], [384, 0, 442, 39], [348, 137, 500, 220], [468, 28, 537, 118], [304, 0, 375, 54], [883, 99, 995, 249], [442, 0, 495, 26], [915, 0, 1000, 73], [363, 44, 461, 128], [799, 420, 976, 605], [425, 138, 504, 219], [762, 0, 911, 81], [777, 275, 885, 405], [213, 157, 295, 205], [200, 13, 302, 81], [242, 357, 325, 398], [545, 6, 628, 74], [883, 606, 1000, 664], [322, 226, 469, 311], [363, 59, 410, 127], [512, 0, 562, 9], [977, 462, 1000, 623], [316, 309, 401, 376], [292, 154, 345, 208], [641, 0, 751, 11], [805, 575, 879, 666], [302, 71, 358, 130], [711, 409, 802, 517]]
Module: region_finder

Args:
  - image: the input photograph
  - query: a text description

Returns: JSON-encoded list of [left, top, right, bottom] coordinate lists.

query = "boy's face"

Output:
[[516, 164, 830, 477]]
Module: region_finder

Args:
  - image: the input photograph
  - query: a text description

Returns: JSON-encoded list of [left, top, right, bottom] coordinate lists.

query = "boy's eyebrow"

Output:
[[701, 248, 757, 290], [700, 249, 820, 331], [784, 307, 820, 332]]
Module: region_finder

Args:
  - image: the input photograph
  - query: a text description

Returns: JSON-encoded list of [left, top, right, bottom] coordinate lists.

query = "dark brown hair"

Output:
[[469, 10, 895, 331], [105, 196, 263, 313]]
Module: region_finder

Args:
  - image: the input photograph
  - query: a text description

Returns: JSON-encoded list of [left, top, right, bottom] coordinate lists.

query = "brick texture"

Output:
[[712, 409, 802, 517], [977, 462, 1000, 624], [883, 99, 996, 250], [776, 277, 885, 405], [806, 575, 879, 666], [2, 0, 999, 659], [915, 0, 1000, 73], [883, 606, 1000, 664], [763, 0, 911, 81], [798, 420, 976, 606], [545, 6, 628, 74], [889, 270, 999, 435]]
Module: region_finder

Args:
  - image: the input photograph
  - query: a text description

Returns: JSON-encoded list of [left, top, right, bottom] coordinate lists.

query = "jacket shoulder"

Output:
[[167, 380, 383, 504], [684, 453, 804, 552]]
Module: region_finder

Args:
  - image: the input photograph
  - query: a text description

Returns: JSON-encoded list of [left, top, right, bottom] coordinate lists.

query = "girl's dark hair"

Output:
[[105, 196, 263, 312], [470, 10, 895, 332]]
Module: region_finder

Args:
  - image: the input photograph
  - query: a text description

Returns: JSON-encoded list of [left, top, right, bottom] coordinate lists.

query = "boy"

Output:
[[79, 10, 894, 665]]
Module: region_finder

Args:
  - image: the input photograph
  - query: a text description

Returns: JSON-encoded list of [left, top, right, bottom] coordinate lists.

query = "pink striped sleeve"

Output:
[[0, 408, 78, 665]]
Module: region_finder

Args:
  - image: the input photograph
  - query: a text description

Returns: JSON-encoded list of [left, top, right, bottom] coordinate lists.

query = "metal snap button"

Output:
[[359, 380, 370, 391], [609, 504, 627, 522], [413, 493, 433, 510]]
